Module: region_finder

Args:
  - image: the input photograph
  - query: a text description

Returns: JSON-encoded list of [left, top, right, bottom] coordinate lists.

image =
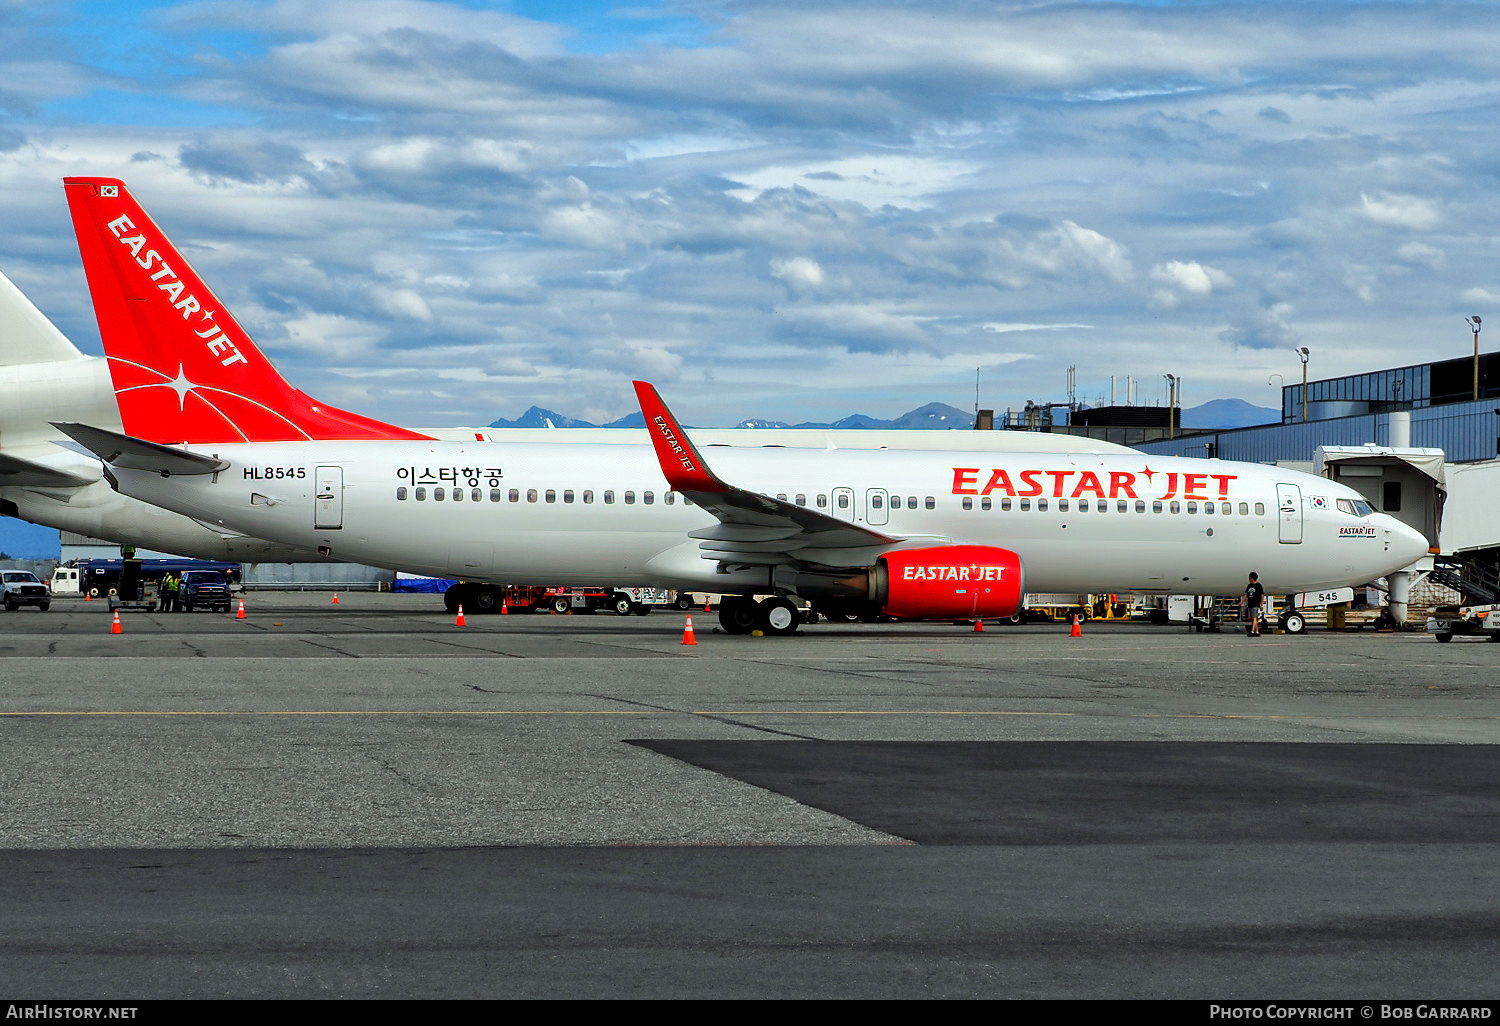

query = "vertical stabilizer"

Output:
[[63, 177, 430, 443], [0, 269, 88, 366]]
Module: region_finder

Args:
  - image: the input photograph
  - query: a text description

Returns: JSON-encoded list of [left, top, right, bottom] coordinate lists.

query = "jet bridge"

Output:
[[1317, 438, 1445, 625]]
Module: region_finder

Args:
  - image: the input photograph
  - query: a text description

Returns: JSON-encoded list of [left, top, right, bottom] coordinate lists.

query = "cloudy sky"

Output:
[[2, 0, 1498, 428]]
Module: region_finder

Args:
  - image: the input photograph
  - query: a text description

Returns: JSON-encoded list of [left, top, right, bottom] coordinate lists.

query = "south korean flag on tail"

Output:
[[100, 185, 118, 197]]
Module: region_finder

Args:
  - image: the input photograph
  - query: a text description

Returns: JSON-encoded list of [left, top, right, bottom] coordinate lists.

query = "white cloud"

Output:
[[770, 256, 825, 292], [1358, 192, 1441, 231]]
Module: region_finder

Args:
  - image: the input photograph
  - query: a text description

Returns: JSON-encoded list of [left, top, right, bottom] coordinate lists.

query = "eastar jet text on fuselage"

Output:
[[56, 176, 1430, 635]]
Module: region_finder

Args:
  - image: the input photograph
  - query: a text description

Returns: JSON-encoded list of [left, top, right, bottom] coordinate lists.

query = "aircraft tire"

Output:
[[757, 597, 799, 636], [1282, 611, 1306, 634], [717, 598, 757, 634], [471, 586, 500, 613]]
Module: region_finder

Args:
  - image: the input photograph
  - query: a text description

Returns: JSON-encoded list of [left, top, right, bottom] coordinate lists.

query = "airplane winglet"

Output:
[[51, 422, 229, 476], [633, 381, 728, 494]]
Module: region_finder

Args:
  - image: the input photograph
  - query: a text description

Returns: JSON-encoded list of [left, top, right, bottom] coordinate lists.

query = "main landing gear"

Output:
[[717, 595, 802, 637]]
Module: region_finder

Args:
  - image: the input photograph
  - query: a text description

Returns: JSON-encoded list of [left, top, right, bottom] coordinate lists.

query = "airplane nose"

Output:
[[1386, 517, 1429, 567]]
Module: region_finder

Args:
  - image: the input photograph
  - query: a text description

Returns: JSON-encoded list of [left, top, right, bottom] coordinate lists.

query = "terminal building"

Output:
[[1005, 348, 1500, 616]]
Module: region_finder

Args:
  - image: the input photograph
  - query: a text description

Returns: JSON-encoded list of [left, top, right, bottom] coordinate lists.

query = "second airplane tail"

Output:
[[64, 177, 430, 444]]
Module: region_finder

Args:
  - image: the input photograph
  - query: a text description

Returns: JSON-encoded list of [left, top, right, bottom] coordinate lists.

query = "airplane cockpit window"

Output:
[[1337, 498, 1377, 517]]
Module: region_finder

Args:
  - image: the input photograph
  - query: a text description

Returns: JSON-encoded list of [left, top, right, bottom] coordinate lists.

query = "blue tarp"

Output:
[[392, 576, 456, 594]]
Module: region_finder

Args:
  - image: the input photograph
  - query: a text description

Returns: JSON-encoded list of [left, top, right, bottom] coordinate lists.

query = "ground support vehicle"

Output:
[[1, 571, 51, 611], [441, 582, 695, 615], [1426, 604, 1500, 643], [180, 570, 233, 613]]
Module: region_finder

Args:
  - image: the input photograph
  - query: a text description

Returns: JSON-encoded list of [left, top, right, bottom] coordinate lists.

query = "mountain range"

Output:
[[488, 399, 1279, 432]]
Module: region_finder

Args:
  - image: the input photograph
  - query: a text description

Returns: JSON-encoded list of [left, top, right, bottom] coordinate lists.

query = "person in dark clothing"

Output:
[[1244, 572, 1265, 637]]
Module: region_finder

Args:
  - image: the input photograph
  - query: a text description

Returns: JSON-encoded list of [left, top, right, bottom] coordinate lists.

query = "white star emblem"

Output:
[[167, 364, 197, 411]]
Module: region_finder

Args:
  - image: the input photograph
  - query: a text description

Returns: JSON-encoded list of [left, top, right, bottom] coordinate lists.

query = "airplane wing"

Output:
[[0, 452, 94, 488], [51, 422, 229, 476], [634, 381, 909, 566]]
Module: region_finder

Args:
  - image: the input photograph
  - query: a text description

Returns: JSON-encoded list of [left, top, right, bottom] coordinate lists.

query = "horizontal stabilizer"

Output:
[[51, 422, 228, 476], [0, 451, 94, 488]]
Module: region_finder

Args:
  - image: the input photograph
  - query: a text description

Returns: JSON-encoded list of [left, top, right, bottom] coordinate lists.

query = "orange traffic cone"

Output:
[[682, 615, 697, 646], [500, 602, 508, 615], [332, 592, 339, 605], [236, 599, 246, 619], [84, 591, 91, 602], [456, 605, 466, 627], [110, 610, 122, 634], [973, 618, 984, 633], [1070, 614, 1082, 637]]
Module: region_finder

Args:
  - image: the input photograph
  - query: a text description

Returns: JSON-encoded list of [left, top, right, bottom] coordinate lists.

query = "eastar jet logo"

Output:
[[650, 415, 696, 472], [901, 563, 1007, 582], [106, 212, 248, 368], [950, 467, 1238, 501], [1338, 525, 1377, 537]]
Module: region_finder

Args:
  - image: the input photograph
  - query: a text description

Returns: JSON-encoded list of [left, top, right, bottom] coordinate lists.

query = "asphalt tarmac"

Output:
[[1, 593, 1497, 998]]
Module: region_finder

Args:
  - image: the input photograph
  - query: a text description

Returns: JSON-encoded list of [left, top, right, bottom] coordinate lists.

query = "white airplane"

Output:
[[53, 176, 1429, 633]]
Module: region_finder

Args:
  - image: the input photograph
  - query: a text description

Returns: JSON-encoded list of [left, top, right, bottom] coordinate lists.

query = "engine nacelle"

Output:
[[873, 544, 1024, 620]]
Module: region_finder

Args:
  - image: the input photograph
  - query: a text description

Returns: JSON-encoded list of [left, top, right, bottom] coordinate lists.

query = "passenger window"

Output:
[[490, 489, 502, 502], [1187, 501, 1198, 514], [1001, 497, 1012, 511], [776, 493, 787, 501], [508, 489, 519, 502], [1134, 500, 1144, 513], [583, 490, 594, 503], [604, 490, 615, 504], [564, 490, 574, 503], [925, 497, 934, 510], [1204, 502, 1213, 515], [396, 487, 407, 501], [817, 494, 827, 508], [1020, 498, 1031, 511], [962, 496, 973, 510], [665, 492, 674, 505], [625, 491, 635, 504], [1238, 502, 1248, 515], [981, 496, 991, 511], [644, 491, 654, 504], [1037, 499, 1048, 512], [795, 494, 806, 506], [1060, 499, 1071, 512], [452, 488, 462, 502], [1222, 502, 1231, 515], [527, 489, 537, 503], [1255, 502, 1265, 515], [1170, 501, 1180, 514], [416, 487, 426, 501], [871, 494, 883, 510], [837, 494, 849, 509], [1152, 500, 1162, 513], [434, 487, 445, 501]]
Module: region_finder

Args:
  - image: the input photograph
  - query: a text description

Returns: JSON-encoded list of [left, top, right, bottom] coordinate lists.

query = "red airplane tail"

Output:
[[64, 177, 429, 444]]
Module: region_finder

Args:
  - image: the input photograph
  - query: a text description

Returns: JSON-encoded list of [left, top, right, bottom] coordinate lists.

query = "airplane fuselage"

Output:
[[105, 440, 1428, 596]]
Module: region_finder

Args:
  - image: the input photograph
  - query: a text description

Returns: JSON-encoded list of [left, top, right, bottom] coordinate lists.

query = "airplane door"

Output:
[[315, 466, 344, 530], [866, 488, 888, 526], [831, 487, 856, 522], [1276, 483, 1302, 544]]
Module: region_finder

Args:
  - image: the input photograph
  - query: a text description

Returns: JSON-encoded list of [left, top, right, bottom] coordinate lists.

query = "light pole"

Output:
[[1295, 347, 1310, 422], [1466, 316, 1482, 400], [1163, 373, 1177, 439]]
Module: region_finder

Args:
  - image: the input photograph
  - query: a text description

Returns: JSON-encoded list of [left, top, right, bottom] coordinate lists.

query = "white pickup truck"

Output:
[[2, 570, 51, 611]]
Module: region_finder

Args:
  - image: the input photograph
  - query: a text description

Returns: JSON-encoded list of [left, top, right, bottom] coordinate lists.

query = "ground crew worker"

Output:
[[1243, 571, 1265, 637]]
